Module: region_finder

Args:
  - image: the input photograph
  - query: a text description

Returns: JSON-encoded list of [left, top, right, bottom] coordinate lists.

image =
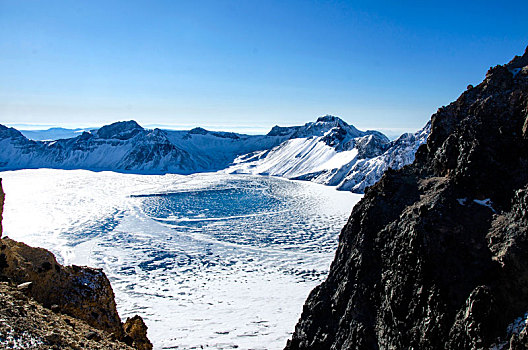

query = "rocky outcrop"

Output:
[[0, 282, 133, 349], [123, 316, 153, 350], [0, 237, 124, 337], [286, 47, 528, 349], [94, 120, 143, 140], [0, 180, 152, 349], [0, 178, 4, 237]]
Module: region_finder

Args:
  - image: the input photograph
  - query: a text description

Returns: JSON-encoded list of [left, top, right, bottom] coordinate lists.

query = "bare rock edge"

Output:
[[286, 47, 528, 349], [0, 179, 153, 350]]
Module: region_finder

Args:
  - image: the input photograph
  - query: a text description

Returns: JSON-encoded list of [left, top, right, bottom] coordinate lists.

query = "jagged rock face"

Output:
[[123, 316, 153, 350], [0, 237, 125, 338], [335, 123, 430, 193], [355, 134, 389, 159], [0, 179, 4, 237], [0, 282, 134, 349], [286, 48, 528, 349]]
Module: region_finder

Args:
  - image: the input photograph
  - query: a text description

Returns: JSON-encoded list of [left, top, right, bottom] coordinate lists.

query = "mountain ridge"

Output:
[[225, 116, 427, 192], [0, 116, 428, 193]]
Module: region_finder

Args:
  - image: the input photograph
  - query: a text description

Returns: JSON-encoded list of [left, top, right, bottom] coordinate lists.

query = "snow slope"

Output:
[[332, 122, 430, 192], [225, 116, 388, 177], [224, 116, 429, 192]]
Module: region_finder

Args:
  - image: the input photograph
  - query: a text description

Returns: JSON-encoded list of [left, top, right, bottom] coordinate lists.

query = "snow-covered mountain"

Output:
[[0, 116, 429, 193], [224, 116, 429, 192], [0, 121, 288, 174], [327, 122, 430, 192], [0, 121, 197, 173]]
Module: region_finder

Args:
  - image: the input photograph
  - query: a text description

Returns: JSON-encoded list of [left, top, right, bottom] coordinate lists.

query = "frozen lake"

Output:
[[1, 169, 361, 349]]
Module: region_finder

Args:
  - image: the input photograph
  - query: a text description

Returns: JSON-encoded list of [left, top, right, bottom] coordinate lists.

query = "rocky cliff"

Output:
[[286, 47, 528, 349], [0, 181, 152, 349]]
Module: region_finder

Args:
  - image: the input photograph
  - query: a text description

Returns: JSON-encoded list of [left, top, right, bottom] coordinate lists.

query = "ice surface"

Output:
[[473, 198, 496, 213], [1, 169, 361, 349], [457, 198, 468, 205]]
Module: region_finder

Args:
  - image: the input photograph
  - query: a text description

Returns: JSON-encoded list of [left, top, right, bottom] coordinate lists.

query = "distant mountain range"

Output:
[[0, 116, 429, 193], [18, 127, 92, 141]]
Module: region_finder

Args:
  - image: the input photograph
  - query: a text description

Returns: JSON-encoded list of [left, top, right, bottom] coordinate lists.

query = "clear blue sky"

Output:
[[1, 0, 527, 135]]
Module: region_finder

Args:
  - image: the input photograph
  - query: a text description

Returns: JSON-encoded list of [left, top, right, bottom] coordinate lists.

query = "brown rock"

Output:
[[0, 179, 4, 237], [0, 282, 133, 349], [0, 237, 125, 339], [0, 180, 153, 349], [45, 331, 62, 344], [86, 330, 102, 341], [123, 315, 153, 350]]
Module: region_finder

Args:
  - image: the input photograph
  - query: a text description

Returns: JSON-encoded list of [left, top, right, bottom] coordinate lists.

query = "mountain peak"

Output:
[[266, 115, 369, 142], [315, 115, 346, 124], [95, 120, 143, 140], [188, 127, 209, 135], [506, 45, 528, 70], [296, 115, 363, 140], [267, 125, 301, 137]]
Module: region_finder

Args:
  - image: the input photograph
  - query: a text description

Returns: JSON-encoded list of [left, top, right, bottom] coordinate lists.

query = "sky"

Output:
[[1, 1, 527, 136]]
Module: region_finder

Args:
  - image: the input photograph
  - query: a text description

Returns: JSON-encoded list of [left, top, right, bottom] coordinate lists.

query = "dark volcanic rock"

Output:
[[286, 47, 528, 349]]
